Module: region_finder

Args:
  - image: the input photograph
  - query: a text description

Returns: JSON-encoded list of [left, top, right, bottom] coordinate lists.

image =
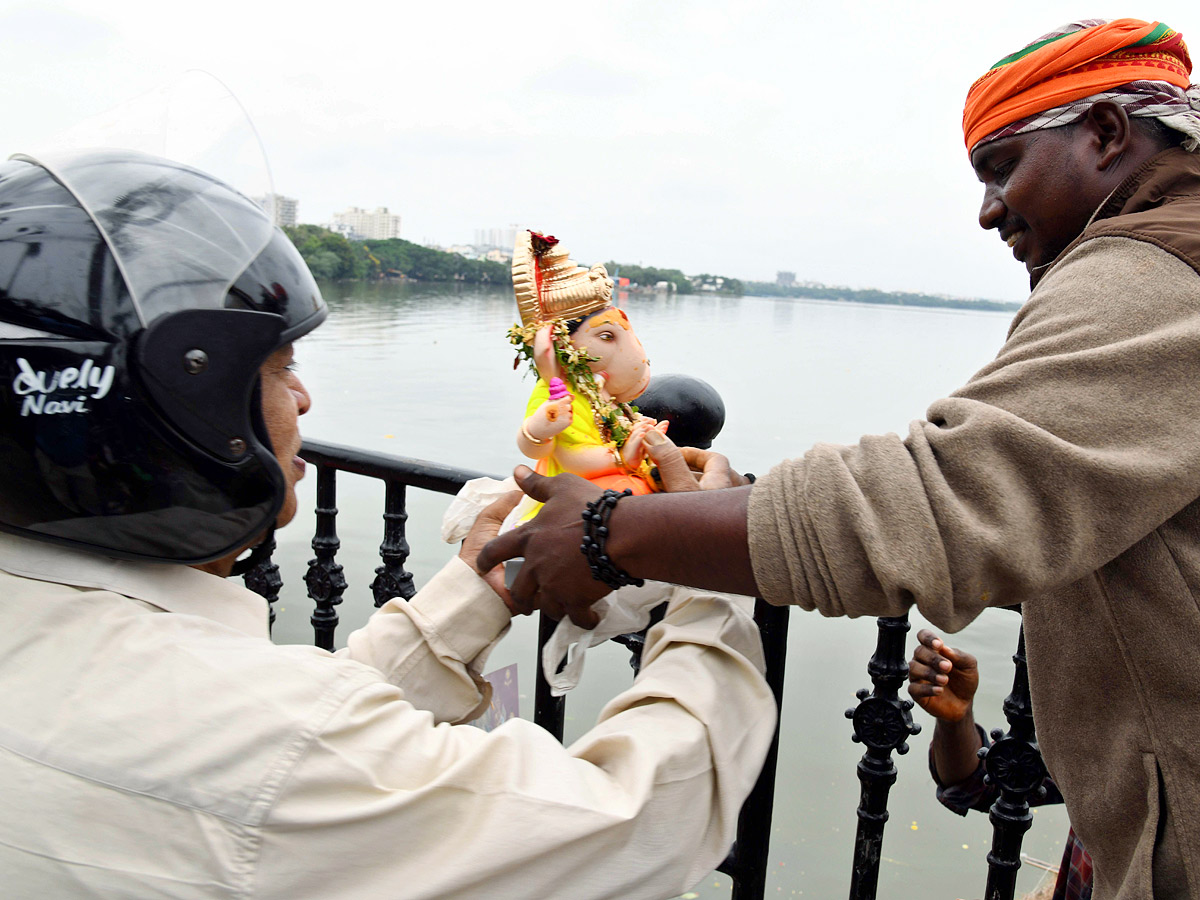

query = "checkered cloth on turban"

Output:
[[963, 18, 1200, 155]]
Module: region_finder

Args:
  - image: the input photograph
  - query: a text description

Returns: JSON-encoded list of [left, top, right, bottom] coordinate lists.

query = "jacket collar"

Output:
[[0, 531, 271, 639], [1031, 148, 1200, 289]]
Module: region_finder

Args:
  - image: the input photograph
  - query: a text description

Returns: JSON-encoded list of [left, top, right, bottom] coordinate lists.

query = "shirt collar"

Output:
[[0, 531, 271, 639]]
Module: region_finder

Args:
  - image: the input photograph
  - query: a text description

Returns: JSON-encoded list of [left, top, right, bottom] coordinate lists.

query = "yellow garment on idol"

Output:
[[520, 378, 655, 522]]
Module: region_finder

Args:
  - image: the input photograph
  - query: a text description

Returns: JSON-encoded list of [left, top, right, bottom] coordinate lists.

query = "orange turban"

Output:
[[963, 19, 1193, 153]]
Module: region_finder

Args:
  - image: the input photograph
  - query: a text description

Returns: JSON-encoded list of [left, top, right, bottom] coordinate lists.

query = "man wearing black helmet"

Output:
[[0, 149, 775, 899]]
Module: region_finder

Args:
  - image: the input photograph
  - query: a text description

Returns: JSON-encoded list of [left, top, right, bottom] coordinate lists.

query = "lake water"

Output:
[[267, 281, 1067, 899]]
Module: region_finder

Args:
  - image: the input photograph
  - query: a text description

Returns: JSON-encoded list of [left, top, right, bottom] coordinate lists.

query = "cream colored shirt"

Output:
[[0, 532, 775, 899]]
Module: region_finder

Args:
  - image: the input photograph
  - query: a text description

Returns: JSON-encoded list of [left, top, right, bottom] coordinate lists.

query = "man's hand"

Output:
[[644, 430, 748, 492], [476, 467, 610, 628], [907, 628, 979, 723], [458, 491, 523, 611]]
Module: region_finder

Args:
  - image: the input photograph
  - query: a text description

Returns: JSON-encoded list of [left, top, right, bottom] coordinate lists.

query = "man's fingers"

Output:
[[912, 643, 945, 666], [680, 447, 747, 489], [513, 465, 596, 505], [907, 658, 948, 685], [477, 490, 523, 528], [476, 526, 526, 574], [503, 558, 540, 615], [566, 602, 601, 630], [907, 682, 943, 700], [480, 566, 514, 611], [915, 628, 942, 649], [939, 642, 979, 671], [644, 431, 700, 492]]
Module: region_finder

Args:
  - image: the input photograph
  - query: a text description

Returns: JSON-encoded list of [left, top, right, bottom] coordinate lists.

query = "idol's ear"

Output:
[[532, 324, 561, 382]]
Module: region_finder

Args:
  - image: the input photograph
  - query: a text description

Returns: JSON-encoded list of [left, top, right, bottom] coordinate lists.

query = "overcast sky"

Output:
[[3, 1, 1197, 303]]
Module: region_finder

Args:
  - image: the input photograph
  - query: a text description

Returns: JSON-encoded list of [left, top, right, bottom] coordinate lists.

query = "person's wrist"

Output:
[[933, 711, 980, 743], [603, 495, 643, 578], [580, 489, 644, 589]]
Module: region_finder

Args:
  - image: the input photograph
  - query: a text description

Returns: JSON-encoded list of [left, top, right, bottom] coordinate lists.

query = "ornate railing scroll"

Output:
[[372, 480, 415, 605], [242, 437, 788, 900], [243, 533, 282, 630], [982, 620, 1045, 900], [305, 465, 347, 651], [845, 614, 921, 900]]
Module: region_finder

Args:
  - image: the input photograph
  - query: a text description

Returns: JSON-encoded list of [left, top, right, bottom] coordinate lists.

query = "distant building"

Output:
[[332, 207, 402, 241], [253, 193, 299, 228], [322, 221, 357, 240], [474, 225, 523, 250], [484, 248, 511, 263], [776, 271, 796, 287]]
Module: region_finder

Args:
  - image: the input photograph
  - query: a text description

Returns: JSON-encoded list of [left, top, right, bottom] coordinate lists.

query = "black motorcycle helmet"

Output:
[[0, 149, 326, 564]]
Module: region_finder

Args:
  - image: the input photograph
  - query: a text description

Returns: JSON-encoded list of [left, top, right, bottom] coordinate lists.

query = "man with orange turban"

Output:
[[482, 18, 1200, 899]]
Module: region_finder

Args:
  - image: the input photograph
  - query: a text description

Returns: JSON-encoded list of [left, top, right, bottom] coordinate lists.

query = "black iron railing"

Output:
[[245, 437, 1047, 900]]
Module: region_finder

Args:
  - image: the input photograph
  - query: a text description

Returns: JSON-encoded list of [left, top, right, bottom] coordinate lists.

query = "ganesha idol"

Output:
[[507, 230, 665, 520]]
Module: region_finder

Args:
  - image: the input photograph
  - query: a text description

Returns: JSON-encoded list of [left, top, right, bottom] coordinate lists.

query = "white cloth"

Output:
[[440, 475, 521, 542], [0, 531, 775, 899]]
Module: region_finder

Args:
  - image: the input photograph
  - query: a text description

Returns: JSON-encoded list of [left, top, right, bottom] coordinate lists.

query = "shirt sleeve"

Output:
[[334, 556, 512, 725], [257, 586, 776, 900], [929, 724, 1063, 815], [747, 238, 1200, 630]]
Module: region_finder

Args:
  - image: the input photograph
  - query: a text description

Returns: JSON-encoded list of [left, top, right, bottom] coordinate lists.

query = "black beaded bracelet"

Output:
[[580, 489, 645, 590]]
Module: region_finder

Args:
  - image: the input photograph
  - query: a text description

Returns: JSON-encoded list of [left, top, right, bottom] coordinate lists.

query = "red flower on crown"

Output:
[[530, 231, 559, 254]]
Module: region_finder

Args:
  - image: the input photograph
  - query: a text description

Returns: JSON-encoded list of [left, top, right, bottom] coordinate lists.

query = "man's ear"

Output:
[[1085, 100, 1132, 171]]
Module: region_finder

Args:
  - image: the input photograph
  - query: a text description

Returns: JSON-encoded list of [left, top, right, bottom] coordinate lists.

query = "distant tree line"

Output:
[[604, 262, 696, 294], [745, 280, 1020, 312], [279, 227, 1007, 311], [283, 225, 509, 283], [602, 263, 745, 296]]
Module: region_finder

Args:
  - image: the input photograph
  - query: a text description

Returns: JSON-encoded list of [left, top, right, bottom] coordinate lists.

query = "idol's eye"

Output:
[[596, 331, 614, 342]]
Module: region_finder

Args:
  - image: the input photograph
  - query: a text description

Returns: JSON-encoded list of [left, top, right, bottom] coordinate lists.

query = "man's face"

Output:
[[259, 343, 311, 528], [971, 126, 1100, 277]]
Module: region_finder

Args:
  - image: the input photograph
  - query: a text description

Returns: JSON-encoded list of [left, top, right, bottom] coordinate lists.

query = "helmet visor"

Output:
[[12, 149, 284, 330]]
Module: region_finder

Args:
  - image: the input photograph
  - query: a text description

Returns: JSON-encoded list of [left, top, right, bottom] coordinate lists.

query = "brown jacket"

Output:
[[748, 148, 1200, 900]]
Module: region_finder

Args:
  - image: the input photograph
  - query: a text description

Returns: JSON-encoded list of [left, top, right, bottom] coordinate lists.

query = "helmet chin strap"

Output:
[[230, 525, 276, 577]]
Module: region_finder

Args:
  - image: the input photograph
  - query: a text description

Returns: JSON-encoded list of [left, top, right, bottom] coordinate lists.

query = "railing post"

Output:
[[982, 623, 1046, 900], [371, 478, 415, 605], [305, 465, 347, 651], [845, 614, 920, 900], [722, 599, 790, 900], [533, 611, 566, 741]]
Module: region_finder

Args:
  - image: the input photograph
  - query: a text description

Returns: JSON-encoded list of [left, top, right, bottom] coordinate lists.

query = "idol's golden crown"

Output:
[[513, 230, 613, 327]]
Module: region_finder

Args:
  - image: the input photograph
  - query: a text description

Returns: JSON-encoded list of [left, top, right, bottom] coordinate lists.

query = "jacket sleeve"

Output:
[[333, 556, 513, 725], [257, 587, 776, 900], [748, 237, 1200, 630]]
